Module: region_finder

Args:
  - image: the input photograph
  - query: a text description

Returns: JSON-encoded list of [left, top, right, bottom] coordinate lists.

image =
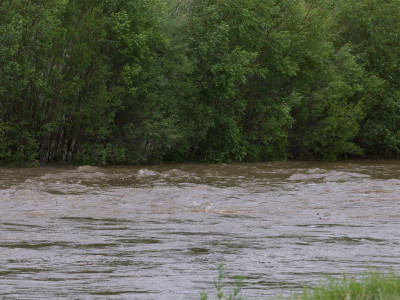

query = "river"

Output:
[[1, 161, 400, 299]]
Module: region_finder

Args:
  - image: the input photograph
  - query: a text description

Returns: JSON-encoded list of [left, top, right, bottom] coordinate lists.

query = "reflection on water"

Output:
[[1, 161, 400, 299]]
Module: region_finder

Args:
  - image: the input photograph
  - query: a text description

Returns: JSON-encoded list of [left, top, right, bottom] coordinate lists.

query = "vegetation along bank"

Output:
[[1, 0, 400, 166]]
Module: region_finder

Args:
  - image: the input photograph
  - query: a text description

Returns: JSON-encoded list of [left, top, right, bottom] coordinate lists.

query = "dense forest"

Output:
[[1, 0, 399, 165]]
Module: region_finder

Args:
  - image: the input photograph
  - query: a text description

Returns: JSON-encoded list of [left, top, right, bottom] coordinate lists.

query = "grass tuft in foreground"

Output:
[[201, 266, 400, 300], [201, 263, 245, 300], [290, 270, 400, 300]]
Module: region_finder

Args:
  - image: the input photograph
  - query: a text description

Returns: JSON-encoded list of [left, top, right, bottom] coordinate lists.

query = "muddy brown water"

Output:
[[1, 161, 400, 299]]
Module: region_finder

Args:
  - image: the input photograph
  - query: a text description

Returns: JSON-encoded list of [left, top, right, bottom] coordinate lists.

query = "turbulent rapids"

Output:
[[1, 161, 400, 299]]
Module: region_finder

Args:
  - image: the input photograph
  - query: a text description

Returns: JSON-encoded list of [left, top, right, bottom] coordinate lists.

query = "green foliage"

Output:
[[0, 121, 38, 166], [102, 0, 191, 164], [182, 0, 311, 162], [290, 44, 366, 160], [334, 0, 400, 156], [1, 0, 400, 165]]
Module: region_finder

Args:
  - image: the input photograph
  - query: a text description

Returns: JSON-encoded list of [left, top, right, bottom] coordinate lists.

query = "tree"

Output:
[[335, 0, 400, 156]]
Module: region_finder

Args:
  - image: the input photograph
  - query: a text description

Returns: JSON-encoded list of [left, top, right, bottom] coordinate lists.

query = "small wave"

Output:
[[323, 171, 369, 182], [307, 168, 328, 174], [288, 173, 326, 181], [385, 179, 400, 185], [38, 166, 106, 182], [77, 165, 101, 172], [137, 169, 159, 177], [165, 169, 184, 176], [288, 170, 369, 182]]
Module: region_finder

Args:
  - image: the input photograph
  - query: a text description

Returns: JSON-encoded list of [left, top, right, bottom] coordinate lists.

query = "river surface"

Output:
[[1, 161, 400, 299]]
